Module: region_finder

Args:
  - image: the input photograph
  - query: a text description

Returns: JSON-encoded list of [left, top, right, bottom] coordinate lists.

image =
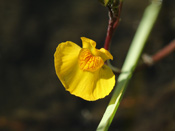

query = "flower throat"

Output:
[[78, 49, 104, 72]]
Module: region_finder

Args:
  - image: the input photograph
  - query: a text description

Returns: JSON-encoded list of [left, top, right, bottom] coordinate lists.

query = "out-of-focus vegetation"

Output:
[[0, 0, 175, 130]]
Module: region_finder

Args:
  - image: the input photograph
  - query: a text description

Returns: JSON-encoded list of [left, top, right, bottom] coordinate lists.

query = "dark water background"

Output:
[[0, 0, 175, 130]]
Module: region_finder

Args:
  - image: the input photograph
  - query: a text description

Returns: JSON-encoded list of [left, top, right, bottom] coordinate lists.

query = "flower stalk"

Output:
[[104, 1, 123, 50]]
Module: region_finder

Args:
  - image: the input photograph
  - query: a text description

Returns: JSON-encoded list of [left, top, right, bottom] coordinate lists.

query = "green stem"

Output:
[[97, 1, 162, 131]]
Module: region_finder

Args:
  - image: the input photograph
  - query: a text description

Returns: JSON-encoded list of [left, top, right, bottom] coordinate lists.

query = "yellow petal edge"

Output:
[[54, 37, 115, 101]]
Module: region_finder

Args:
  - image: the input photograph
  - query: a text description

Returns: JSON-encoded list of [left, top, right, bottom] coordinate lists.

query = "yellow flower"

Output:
[[54, 37, 115, 101]]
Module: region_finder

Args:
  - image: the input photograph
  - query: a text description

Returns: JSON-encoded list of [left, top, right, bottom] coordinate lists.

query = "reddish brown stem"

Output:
[[104, 2, 123, 50], [152, 39, 175, 63], [104, 7, 115, 50], [135, 39, 175, 72]]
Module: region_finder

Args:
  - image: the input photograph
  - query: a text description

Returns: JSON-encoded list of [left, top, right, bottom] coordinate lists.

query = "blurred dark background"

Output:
[[0, 0, 175, 130]]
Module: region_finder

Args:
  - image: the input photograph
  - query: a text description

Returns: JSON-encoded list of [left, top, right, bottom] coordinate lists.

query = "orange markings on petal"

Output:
[[78, 49, 104, 72]]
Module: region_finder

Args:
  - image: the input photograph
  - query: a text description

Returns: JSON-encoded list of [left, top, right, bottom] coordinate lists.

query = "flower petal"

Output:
[[65, 64, 115, 101], [81, 37, 96, 49], [94, 48, 113, 61], [54, 41, 81, 88], [81, 37, 113, 62], [93, 65, 115, 99]]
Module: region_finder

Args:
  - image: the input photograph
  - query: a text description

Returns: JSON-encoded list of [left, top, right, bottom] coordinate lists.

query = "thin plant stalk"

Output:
[[104, 2, 123, 50], [97, 1, 162, 131]]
